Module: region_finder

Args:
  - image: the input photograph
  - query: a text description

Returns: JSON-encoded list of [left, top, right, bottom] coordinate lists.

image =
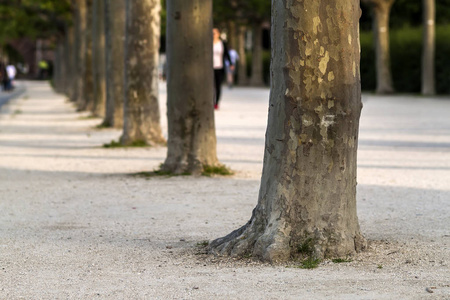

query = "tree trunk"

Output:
[[75, 0, 87, 108], [249, 21, 264, 86], [237, 25, 248, 86], [103, 0, 125, 128], [53, 42, 62, 92], [421, 0, 435, 95], [210, 0, 366, 262], [368, 0, 395, 94], [163, 0, 219, 174], [64, 26, 75, 99], [83, 0, 95, 112], [120, 0, 165, 146], [92, 0, 106, 117]]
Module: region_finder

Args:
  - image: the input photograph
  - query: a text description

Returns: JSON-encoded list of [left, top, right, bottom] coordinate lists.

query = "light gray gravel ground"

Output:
[[0, 81, 449, 299]]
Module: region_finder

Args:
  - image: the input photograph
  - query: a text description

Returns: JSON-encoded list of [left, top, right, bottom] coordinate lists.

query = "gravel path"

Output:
[[0, 81, 449, 299]]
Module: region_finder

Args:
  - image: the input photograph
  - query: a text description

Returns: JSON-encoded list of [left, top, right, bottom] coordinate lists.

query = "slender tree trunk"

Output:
[[366, 0, 395, 94], [83, 0, 95, 112], [422, 0, 435, 95], [237, 25, 248, 86], [53, 42, 62, 92], [227, 20, 237, 49], [103, 0, 125, 128], [163, 0, 219, 174], [65, 26, 75, 99], [120, 0, 165, 146], [58, 40, 67, 93], [75, 0, 87, 108], [249, 21, 264, 86], [210, 0, 366, 262], [92, 0, 106, 117]]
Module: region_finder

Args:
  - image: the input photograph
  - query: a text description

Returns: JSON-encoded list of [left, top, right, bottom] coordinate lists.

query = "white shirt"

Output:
[[213, 41, 224, 69], [6, 65, 17, 79]]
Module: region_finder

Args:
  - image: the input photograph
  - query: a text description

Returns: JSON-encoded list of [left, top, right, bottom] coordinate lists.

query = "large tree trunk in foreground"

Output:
[[92, 0, 106, 117], [210, 0, 366, 262], [364, 0, 395, 94], [120, 0, 165, 146], [249, 21, 265, 87], [103, 0, 125, 128], [163, 0, 219, 174], [421, 0, 435, 95]]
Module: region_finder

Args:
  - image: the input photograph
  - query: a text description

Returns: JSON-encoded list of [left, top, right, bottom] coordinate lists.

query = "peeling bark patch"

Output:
[[319, 51, 329, 74]]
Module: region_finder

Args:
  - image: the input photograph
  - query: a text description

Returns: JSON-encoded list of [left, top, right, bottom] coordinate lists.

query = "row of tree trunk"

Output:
[[53, 0, 366, 262], [363, 0, 436, 95], [52, 0, 218, 174]]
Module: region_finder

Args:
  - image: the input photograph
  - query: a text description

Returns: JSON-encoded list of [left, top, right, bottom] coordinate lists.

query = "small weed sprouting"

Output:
[[202, 165, 234, 177], [13, 109, 22, 115], [297, 238, 314, 256], [332, 258, 353, 263], [196, 241, 209, 247], [377, 264, 383, 269], [299, 257, 321, 269]]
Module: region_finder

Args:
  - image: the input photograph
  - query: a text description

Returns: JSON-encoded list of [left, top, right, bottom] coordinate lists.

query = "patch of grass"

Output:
[[22, 95, 29, 100], [202, 164, 234, 177], [196, 240, 209, 247], [79, 115, 98, 120], [96, 121, 112, 129], [332, 258, 353, 263], [298, 257, 321, 269], [103, 139, 149, 148], [377, 264, 383, 269]]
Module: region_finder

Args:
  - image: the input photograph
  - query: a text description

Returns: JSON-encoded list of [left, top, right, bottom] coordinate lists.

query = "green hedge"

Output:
[[361, 25, 450, 94], [247, 26, 450, 94]]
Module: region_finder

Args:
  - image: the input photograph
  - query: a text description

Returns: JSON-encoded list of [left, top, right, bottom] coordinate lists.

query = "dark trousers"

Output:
[[214, 68, 225, 105]]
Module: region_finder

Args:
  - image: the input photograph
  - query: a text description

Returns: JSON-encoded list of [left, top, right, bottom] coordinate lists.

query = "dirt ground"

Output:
[[0, 81, 449, 299]]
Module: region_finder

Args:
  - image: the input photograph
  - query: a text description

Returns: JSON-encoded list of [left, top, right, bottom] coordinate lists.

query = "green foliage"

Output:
[[297, 238, 315, 256], [360, 25, 450, 94], [0, 0, 72, 44]]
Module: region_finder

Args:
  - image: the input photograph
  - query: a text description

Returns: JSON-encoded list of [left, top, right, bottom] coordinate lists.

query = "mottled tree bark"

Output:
[[103, 0, 125, 128], [363, 0, 395, 94], [163, 0, 219, 174], [210, 0, 366, 262], [422, 0, 435, 95], [249, 21, 264, 86], [120, 0, 165, 146], [92, 0, 106, 117], [237, 25, 248, 86]]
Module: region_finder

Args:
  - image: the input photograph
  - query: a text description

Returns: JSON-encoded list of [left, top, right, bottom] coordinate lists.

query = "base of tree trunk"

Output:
[[209, 213, 366, 263]]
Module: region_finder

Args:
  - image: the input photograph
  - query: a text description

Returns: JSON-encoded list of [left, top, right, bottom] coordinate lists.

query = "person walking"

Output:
[[6, 64, 17, 90], [213, 28, 233, 110], [225, 48, 239, 88]]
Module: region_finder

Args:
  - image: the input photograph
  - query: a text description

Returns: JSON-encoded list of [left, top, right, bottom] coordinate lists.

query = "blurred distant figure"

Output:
[[0, 63, 10, 92], [38, 60, 49, 79], [225, 48, 239, 88], [6, 64, 17, 90], [213, 28, 233, 110]]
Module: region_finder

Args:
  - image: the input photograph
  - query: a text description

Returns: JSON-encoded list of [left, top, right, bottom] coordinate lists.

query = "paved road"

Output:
[[0, 82, 26, 108]]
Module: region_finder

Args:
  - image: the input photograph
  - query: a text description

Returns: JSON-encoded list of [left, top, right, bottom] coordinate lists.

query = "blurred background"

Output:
[[0, 0, 449, 94]]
